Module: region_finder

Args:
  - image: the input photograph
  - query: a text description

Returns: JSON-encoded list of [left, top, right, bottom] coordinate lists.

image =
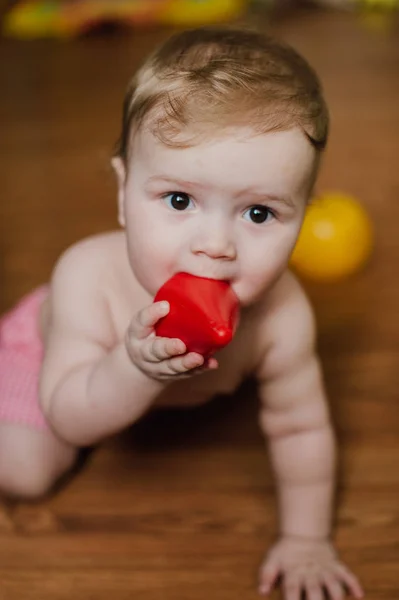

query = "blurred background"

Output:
[[1, 0, 398, 307], [1, 0, 398, 306], [0, 2, 398, 599]]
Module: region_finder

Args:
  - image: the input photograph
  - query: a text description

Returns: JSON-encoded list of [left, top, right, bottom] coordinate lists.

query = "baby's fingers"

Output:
[[304, 575, 323, 600], [333, 564, 364, 599], [130, 302, 170, 340], [143, 337, 186, 362], [258, 560, 280, 596], [166, 352, 205, 374], [281, 575, 301, 600], [321, 573, 344, 600]]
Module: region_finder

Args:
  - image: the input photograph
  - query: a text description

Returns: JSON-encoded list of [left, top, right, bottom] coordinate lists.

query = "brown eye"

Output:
[[164, 192, 193, 211], [244, 205, 274, 224]]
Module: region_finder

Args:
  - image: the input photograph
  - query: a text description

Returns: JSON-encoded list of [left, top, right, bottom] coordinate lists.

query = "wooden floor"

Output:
[[1, 8, 398, 600]]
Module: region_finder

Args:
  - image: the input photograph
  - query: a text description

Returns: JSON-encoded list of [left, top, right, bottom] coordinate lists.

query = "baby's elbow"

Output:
[[39, 388, 88, 447]]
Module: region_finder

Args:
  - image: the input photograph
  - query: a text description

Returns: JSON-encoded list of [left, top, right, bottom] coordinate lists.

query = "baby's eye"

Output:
[[243, 205, 275, 224], [163, 192, 194, 211]]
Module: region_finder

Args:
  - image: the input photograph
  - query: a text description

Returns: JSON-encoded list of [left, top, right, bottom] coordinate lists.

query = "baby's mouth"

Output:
[[180, 269, 235, 284]]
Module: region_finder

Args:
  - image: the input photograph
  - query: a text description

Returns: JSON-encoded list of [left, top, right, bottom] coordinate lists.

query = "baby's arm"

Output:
[[256, 274, 363, 599], [258, 279, 334, 541], [39, 242, 164, 446], [39, 241, 206, 447]]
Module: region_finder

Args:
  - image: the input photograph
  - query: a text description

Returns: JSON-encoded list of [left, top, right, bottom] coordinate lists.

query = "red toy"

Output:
[[154, 272, 239, 357]]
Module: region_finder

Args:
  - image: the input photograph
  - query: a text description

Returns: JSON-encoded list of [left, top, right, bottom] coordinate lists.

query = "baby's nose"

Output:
[[191, 222, 236, 260]]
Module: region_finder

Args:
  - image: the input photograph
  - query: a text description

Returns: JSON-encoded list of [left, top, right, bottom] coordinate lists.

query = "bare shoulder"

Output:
[[39, 231, 130, 411], [52, 230, 127, 288], [255, 270, 317, 381], [47, 231, 129, 345]]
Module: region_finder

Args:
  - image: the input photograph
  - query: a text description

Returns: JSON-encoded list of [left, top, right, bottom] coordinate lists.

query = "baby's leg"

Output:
[[0, 423, 77, 499], [0, 287, 77, 499]]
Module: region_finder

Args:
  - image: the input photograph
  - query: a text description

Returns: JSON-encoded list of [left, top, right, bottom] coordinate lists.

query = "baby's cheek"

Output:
[[130, 237, 176, 294]]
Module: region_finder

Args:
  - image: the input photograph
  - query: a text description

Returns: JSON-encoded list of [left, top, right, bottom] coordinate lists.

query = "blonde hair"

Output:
[[115, 26, 329, 162]]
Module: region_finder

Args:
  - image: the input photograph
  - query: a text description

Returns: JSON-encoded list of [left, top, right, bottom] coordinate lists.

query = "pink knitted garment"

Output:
[[0, 286, 50, 430]]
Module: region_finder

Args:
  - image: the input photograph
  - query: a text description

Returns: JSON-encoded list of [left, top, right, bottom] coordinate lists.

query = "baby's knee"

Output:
[[0, 424, 77, 500], [0, 459, 57, 499]]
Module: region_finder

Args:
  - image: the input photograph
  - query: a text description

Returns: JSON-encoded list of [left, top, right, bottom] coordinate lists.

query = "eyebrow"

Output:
[[235, 188, 295, 209], [145, 176, 295, 209], [145, 175, 208, 191]]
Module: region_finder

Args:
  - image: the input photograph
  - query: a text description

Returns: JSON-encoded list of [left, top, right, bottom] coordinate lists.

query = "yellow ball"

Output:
[[291, 192, 374, 282]]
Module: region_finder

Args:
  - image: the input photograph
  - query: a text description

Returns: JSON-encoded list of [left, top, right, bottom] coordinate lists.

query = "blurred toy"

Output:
[[3, 0, 248, 39], [154, 272, 240, 357], [313, 0, 398, 31], [358, 0, 399, 30], [290, 192, 373, 282], [312, 0, 398, 8], [361, 0, 398, 7]]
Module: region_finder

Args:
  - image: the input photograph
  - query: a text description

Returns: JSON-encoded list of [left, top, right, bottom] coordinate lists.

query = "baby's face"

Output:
[[115, 126, 316, 307]]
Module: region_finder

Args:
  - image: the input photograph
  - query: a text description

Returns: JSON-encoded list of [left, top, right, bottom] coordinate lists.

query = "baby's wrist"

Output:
[[128, 351, 168, 389], [120, 342, 166, 392]]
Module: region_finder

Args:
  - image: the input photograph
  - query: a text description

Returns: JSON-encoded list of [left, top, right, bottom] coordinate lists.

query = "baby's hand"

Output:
[[125, 301, 218, 382], [259, 536, 364, 600]]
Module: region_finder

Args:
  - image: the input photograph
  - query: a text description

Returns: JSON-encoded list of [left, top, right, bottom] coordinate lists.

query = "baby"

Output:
[[0, 27, 364, 600]]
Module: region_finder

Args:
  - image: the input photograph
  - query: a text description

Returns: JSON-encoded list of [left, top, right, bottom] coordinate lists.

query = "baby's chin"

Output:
[[233, 279, 276, 308], [230, 285, 258, 308]]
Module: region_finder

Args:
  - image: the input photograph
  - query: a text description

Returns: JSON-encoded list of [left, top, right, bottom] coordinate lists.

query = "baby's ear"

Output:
[[111, 156, 126, 228]]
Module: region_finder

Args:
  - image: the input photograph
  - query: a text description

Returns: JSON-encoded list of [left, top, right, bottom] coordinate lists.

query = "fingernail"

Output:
[[175, 340, 185, 354], [160, 301, 169, 312], [190, 356, 204, 369]]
